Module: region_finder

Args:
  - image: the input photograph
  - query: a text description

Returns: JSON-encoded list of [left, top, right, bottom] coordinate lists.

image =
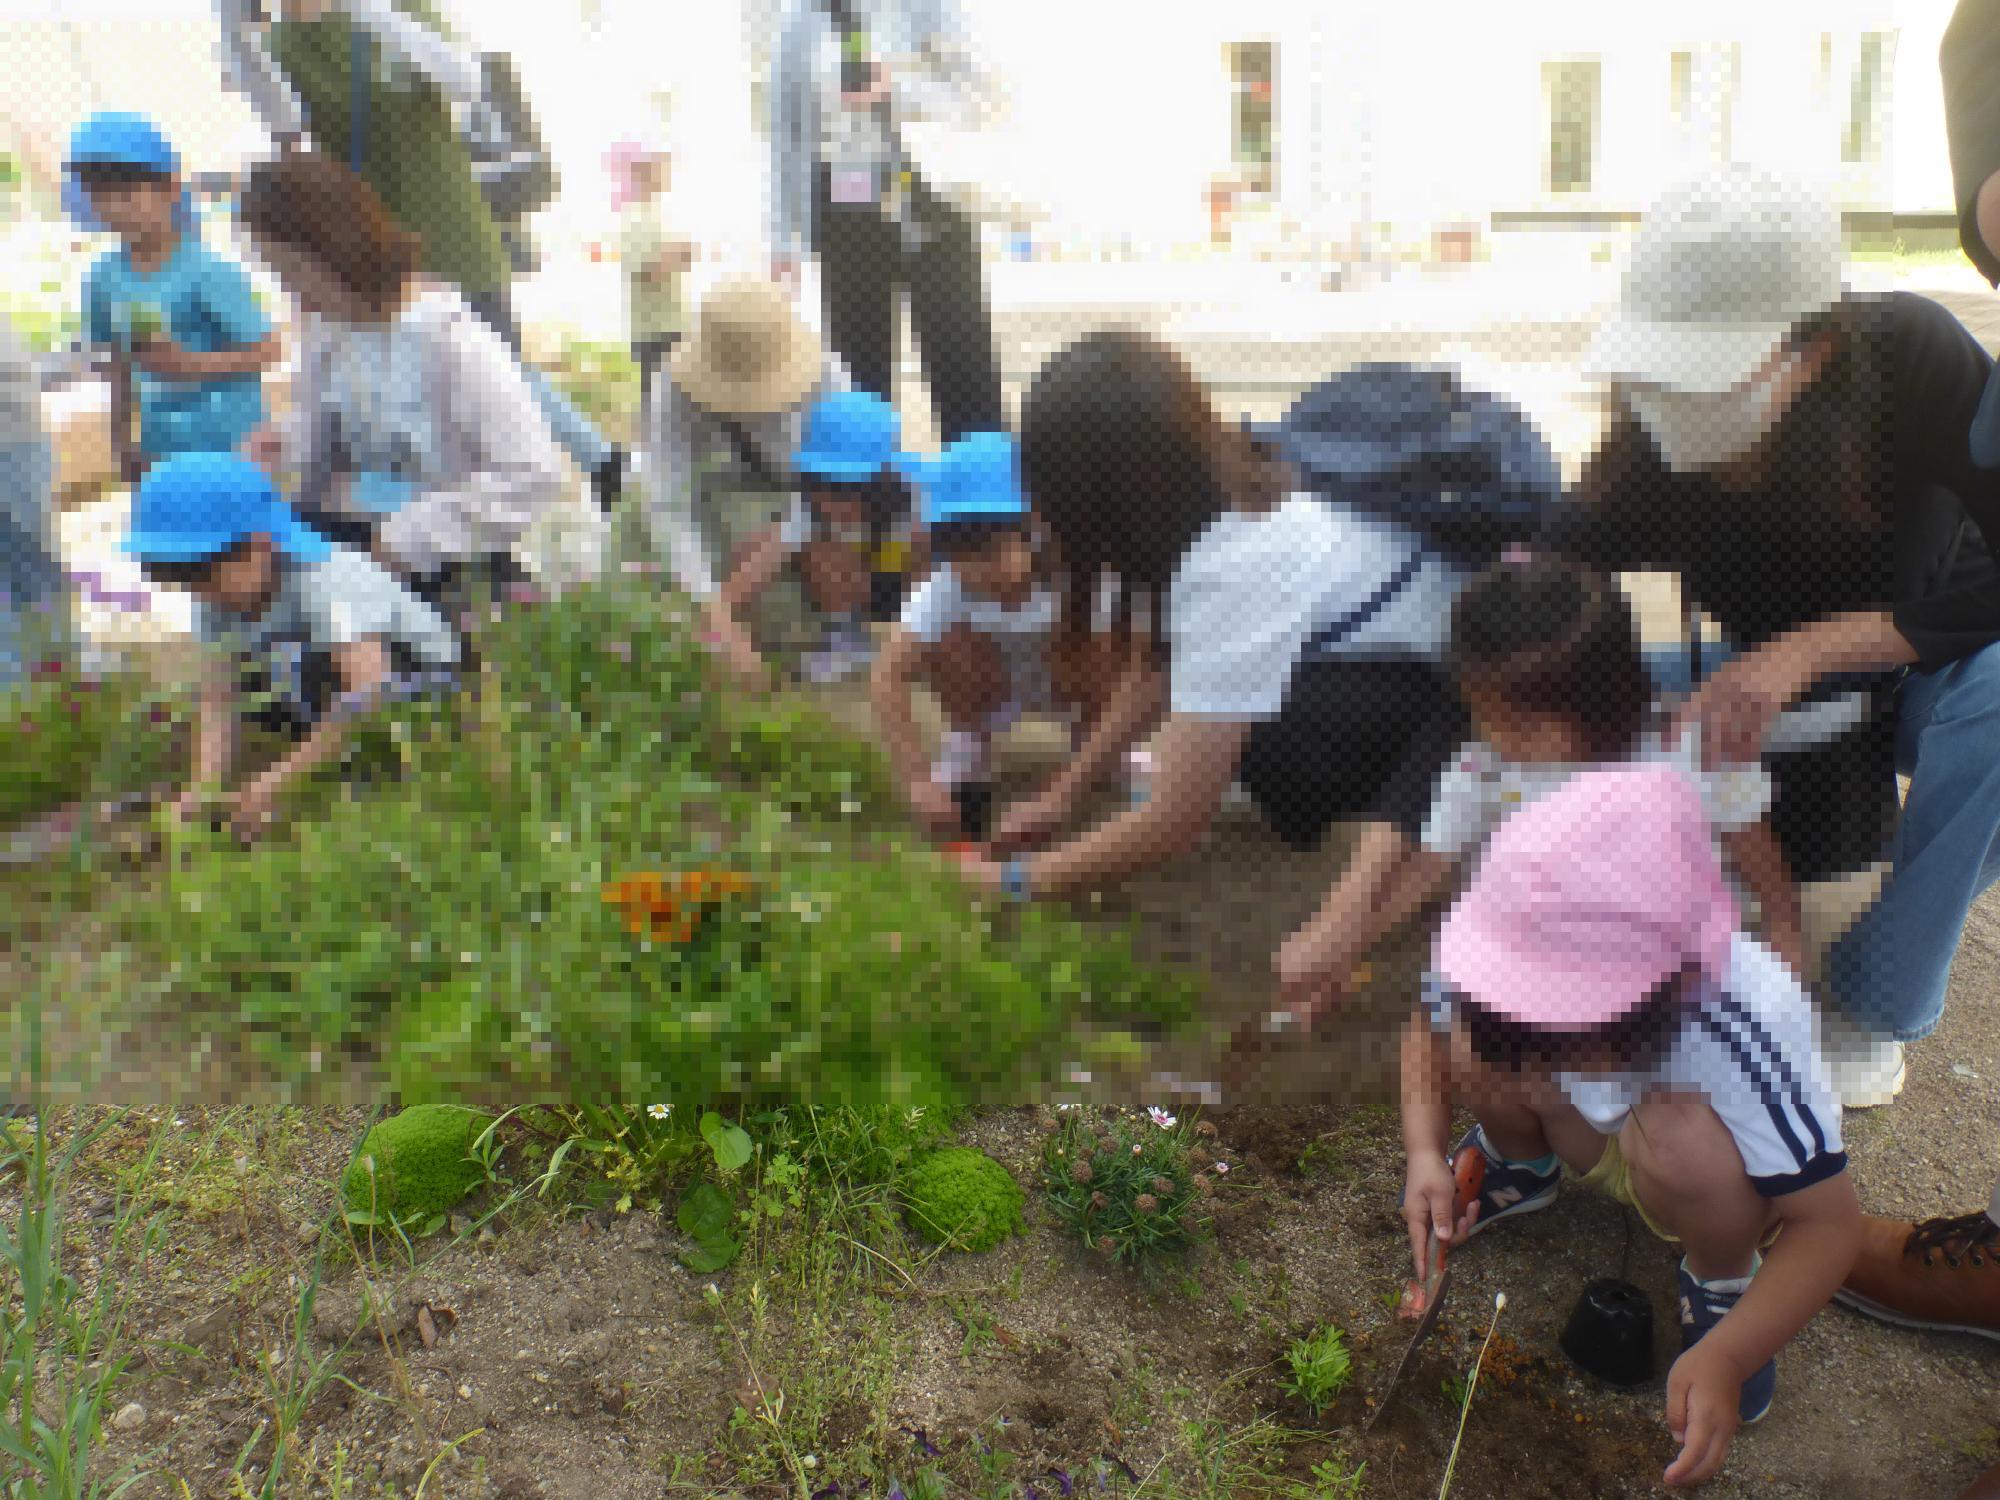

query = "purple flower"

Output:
[[31, 657, 65, 681], [887, 1489, 907, 1500], [811, 1485, 842, 1499], [1103, 1455, 1139, 1484], [903, 1427, 941, 1459], [1048, 1469, 1074, 1498]]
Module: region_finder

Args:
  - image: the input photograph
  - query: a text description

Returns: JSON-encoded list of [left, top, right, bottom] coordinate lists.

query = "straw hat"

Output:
[[670, 278, 826, 417]]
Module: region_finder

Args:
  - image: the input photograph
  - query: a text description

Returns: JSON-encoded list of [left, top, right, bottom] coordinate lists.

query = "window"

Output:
[[1669, 51, 1692, 126], [1545, 60, 1600, 194], [1843, 31, 1897, 164], [1228, 40, 1276, 194]]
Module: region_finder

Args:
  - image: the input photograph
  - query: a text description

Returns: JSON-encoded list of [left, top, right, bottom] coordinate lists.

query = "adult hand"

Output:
[[989, 785, 1074, 855], [1663, 1341, 1745, 1487], [131, 340, 205, 382], [952, 846, 1005, 896], [841, 61, 892, 112], [770, 253, 803, 295], [906, 776, 962, 837], [1403, 1153, 1479, 1285], [1671, 642, 1812, 771]]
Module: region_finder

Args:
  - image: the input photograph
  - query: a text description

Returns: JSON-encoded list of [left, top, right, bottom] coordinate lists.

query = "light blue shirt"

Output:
[[83, 235, 270, 459]]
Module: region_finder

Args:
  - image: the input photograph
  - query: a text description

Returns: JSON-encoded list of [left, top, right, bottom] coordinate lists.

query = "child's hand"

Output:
[[227, 774, 285, 845], [1664, 1341, 1745, 1487], [907, 776, 961, 837], [242, 423, 287, 475], [1403, 1154, 1479, 1285], [1273, 918, 1352, 1024], [989, 787, 1071, 854], [1765, 924, 1809, 984], [952, 847, 1005, 896]]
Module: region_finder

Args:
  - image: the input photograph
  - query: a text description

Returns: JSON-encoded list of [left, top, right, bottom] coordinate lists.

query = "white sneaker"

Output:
[[802, 628, 873, 685], [1817, 1012, 1907, 1110], [933, 730, 990, 789]]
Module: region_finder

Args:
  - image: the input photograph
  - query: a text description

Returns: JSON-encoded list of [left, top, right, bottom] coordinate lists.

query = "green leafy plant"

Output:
[[902, 1147, 1024, 1253], [0, 660, 183, 833], [1038, 1108, 1225, 1271], [1282, 1323, 1354, 1417]]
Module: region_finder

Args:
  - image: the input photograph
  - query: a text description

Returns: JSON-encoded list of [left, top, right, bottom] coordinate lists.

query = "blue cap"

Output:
[[63, 113, 195, 235], [124, 453, 332, 567], [792, 390, 909, 481], [899, 431, 1029, 528]]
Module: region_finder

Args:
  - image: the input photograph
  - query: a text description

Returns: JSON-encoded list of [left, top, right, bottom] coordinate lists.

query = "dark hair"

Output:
[[1446, 556, 1649, 760], [1455, 967, 1695, 1074], [1020, 328, 1282, 651], [140, 537, 252, 590], [237, 152, 423, 321], [73, 161, 173, 193], [927, 515, 1032, 563], [804, 470, 913, 526], [1578, 295, 1888, 541]]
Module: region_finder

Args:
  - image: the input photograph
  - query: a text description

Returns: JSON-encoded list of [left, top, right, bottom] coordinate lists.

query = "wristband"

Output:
[[1001, 855, 1032, 903]]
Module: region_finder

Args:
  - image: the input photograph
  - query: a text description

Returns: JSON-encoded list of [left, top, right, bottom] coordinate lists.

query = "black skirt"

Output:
[[1237, 656, 1471, 851]]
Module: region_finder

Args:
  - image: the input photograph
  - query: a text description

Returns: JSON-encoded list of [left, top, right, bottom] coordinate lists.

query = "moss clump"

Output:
[[904, 1147, 1025, 1252], [340, 1106, 490, 1224]]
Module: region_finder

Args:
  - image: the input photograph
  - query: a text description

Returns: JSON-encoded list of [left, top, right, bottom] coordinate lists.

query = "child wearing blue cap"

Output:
[[124, 453, 458, 842], [870, 431, 1156, 843], [67, 113, 281, 484], [705, 388, 921, 689]]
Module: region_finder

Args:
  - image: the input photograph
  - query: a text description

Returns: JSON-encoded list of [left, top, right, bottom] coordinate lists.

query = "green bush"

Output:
[[1039, 1108, 1225, 1271], [100, 576, 1200, 1109], [341, 1105, 492, 1226], [903, 1147, 1025, 1252]]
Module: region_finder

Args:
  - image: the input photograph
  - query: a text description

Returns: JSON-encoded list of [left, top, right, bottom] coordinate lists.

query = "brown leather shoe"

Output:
[[1834, 1210, 2000, 1343]]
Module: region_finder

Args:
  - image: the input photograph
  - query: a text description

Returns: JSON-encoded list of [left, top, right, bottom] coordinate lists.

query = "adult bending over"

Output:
[[235, 151, 567, 603]]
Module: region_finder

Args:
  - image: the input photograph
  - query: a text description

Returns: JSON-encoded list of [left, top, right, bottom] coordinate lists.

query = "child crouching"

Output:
[[871, 432, 1155, 843], [125, 453, 460, 842], [1401, 764, 1860, 1489]]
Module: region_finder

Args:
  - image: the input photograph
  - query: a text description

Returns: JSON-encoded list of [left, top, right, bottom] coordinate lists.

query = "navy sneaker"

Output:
[[1452, 1124, 1562, 1241], [1677, 1259, 1777, 1425]]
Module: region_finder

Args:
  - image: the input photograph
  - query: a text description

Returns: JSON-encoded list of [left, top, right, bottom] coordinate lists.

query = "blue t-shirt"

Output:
[[83, 236, 270, 459]]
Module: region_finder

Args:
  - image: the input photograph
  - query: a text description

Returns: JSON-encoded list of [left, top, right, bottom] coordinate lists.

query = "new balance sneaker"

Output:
[[1834, 1211, 2000, 1343], [1678, 1259, 1777, 1424], [1442, 1124, 1562, 1239]]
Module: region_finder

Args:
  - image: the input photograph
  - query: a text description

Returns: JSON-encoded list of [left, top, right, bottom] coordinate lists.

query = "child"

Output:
[[705, 389, 918, 688], [1268, 552, 1804, 1033], [870, 431, 1154, 841], [617, 147, 693, 407], [1401, 764, 1861, 1489], [67, 113, 279, 484], [124, 453, 460, 843]]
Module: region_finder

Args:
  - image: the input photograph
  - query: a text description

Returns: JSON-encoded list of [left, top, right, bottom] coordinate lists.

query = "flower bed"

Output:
[[61, 576, 1197, 1106]]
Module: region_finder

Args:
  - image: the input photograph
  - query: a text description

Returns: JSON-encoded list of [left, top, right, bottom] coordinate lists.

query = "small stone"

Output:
[[112, 1402, 146, 1433]]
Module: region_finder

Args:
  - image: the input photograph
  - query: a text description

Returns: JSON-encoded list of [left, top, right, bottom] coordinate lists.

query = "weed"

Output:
[[1437, 1292, 1508, 1500], [1282, 1324, 1354, 1417], [1439, 1372, 1470, 1411], [944, 1295, 997, 1357]]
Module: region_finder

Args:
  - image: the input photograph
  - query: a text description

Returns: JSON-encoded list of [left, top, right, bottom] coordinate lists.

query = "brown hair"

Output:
[[1446, 555, 1650, 761], [1456, 967, 1695, 1074], [237, 152, 422, 321], [1019, 328, 1283, 651]]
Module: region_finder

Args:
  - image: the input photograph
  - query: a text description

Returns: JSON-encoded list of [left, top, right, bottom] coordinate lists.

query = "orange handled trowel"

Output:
[[1365, 1143, 1486, 1432]]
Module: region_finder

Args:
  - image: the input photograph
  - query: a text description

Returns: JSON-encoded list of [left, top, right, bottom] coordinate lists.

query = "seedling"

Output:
[[1282, 1323, 1354, 1417]]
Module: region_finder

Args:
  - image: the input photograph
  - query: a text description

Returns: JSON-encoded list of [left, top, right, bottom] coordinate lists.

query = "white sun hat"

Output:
[[1583, 165, 1845, 395]]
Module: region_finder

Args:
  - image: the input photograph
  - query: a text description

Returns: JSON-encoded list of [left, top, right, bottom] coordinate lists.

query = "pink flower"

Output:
[[604, 639, 633, 662], [1213, 1161, 1229, 1175], [620, 560, 660, 577], [505, 583, 545, 607]]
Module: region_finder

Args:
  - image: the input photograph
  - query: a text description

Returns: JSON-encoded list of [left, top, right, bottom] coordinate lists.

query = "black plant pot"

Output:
[[1558, 1277, 1655, 1389]]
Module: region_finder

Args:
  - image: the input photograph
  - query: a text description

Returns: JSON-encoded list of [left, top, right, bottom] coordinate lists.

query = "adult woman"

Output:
[[958, 329, 1475, 1008], [1549, 165, 2000, 1106], [235, 151, 567, 603], [767, 0, 1004, 443]]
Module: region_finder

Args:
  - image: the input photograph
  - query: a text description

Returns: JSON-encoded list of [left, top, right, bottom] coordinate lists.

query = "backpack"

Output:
[[1258, 362, 1564, 571]]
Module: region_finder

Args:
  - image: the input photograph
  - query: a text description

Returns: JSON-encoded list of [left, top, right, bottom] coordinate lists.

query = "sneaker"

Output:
[[1816, 1012, 1906, 1110], [1428, 1124, 1562, 1240], [1834, 1211, 2000, 1344], [802, 625, 874, 685], [932, 729, 991, 789], [1677, 1259, 1776, 1424]]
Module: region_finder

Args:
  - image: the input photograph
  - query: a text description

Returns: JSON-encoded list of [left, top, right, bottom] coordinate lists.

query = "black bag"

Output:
[[1255, 362, 1566, 571], [468, 51, 559, 225]]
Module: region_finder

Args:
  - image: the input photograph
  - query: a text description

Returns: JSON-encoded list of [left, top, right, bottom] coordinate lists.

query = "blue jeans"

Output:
[[0, 439, 66, 692], [1647, 637, 2000, 1041]]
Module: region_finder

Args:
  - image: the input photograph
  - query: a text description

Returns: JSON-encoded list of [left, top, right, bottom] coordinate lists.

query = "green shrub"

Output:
[[341, 1105, 492, 1225], [903, 1147, 1024, 1252], [1039, 1108, 1225, 1271], [1284, 1323, 1354, 1416]]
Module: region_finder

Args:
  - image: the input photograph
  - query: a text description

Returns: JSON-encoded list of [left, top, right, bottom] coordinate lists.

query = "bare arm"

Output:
[[868, 624, 932, 790], [1022, 714, 1246, 896], [702, 522, 791, 690], [1723, 820, 1804, 976], [189, 657, 239, 795]]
